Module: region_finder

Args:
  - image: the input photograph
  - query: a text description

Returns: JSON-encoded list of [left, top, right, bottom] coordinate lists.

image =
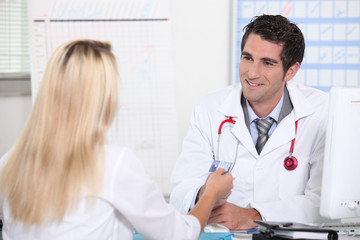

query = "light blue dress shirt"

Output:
[[247, 92, 284, 146]]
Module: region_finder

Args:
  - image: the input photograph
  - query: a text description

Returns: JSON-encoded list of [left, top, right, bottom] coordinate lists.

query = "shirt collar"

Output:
[[247, 92, 284, 124]]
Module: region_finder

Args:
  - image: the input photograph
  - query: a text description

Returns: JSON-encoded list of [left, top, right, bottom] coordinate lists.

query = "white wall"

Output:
[[172, 0, 232, 144], [0, 0, 232, 157], [0, 95, 32, 156]]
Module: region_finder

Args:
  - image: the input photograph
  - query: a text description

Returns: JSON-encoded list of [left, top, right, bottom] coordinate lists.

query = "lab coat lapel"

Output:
[[232, 117, 259, 158], [218, 84, 258, 158], [261, 115, 295, 155], [260, 82, 315, 156]]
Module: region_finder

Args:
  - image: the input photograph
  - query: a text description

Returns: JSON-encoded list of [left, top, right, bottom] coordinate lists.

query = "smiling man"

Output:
[[170, 15, 329, 230]]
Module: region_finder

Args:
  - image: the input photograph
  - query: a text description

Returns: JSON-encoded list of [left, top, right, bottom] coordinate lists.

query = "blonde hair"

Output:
[[0, 40, 118, 226]]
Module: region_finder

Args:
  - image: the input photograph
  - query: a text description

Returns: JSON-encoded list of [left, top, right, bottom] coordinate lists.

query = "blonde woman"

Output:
[[0, 40, 233, 240]]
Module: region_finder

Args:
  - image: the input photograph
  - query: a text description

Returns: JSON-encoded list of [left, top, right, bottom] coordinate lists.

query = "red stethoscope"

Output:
[[217, 117, 299, 171]]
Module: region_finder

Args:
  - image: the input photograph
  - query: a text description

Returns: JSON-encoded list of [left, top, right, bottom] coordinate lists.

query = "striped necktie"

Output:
[[255, 118, 275, 154]]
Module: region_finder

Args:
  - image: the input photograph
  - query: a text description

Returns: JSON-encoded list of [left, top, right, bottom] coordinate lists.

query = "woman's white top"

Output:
[[0, 145, 201, 240]]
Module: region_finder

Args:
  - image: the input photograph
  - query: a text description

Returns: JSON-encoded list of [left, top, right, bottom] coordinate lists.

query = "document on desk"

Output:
[[254, 220, 338, 240], [232, 233, 253, 240]]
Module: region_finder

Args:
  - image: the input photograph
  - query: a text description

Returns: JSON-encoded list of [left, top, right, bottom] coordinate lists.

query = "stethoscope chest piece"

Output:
[[284, 156, 298, 171], [283, 120, 299, 171]]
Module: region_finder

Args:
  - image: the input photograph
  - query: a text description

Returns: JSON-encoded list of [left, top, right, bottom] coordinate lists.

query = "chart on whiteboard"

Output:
[[28, 0, 176, 195], [233, 0, 360, 92]]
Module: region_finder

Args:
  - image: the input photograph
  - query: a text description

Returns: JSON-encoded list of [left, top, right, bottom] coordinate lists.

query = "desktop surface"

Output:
[[133, 232, 249, 240], [133, 232, 360, 240]]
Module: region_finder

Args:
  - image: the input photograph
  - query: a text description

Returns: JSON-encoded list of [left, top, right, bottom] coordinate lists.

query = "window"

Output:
[[0, 0, 31, 95], [0, 0, 30, 80]]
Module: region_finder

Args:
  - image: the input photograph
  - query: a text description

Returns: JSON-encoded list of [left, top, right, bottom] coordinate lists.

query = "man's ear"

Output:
[[284, 62, 300, 82]]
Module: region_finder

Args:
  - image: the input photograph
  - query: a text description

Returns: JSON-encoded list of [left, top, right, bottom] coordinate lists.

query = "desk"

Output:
[[133, 232, 252, 240], [133, 232, 360, 240]]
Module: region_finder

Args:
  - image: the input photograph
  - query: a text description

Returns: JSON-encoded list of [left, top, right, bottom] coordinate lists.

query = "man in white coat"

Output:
[[170, 14, 329, 231]]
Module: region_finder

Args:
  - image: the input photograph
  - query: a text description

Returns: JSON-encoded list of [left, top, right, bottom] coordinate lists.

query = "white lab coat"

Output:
[[0, 145, 201, 240], [170, 82, 329, 224]]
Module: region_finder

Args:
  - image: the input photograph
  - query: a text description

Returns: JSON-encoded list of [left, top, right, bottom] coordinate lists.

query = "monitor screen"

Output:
[[320, 87, 360, 220]]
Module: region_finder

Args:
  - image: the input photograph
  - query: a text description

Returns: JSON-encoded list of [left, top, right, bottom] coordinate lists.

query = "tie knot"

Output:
[[255, 117, 275, 154], [255, 118, 275, 135]]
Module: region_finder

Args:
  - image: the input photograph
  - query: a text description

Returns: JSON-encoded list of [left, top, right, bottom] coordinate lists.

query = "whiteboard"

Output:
[[28, 0, 176, 196], [232, 0, 360, 92]]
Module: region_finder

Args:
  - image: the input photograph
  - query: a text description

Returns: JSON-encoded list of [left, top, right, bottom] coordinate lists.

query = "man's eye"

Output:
[[264, 61, 274, 66], [242, 56, 252, 61]]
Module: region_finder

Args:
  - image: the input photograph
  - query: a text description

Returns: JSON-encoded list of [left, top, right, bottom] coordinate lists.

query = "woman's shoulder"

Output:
[[103, 144, 142, 171]]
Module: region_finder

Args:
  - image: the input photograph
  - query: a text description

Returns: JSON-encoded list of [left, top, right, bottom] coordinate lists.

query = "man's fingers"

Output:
[[208, 213, 225, 224]]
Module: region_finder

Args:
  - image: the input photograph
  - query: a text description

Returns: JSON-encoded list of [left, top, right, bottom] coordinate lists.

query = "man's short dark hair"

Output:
[[241, 14, 305, 73]]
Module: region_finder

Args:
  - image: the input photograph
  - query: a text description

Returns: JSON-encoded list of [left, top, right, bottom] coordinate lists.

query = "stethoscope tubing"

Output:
[[216, 116, 238, 172], [217, 117, 299, 172]]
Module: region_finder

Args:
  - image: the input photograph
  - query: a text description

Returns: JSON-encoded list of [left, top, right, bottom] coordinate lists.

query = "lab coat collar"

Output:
[[286, 82, 315, 121], [218, 84, 258, 157], [218, 83, 243, 118], [218, 82, 315, 121]]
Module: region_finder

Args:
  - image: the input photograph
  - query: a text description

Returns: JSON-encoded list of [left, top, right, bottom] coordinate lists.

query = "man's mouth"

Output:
[[246, 80, 262, 87]]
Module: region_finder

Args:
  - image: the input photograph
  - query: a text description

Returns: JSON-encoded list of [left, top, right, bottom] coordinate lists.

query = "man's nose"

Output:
[[248, 62, 261, 79]]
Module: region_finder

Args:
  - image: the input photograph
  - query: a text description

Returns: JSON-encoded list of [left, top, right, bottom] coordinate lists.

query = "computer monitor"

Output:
[[320, 87, 360, 221]]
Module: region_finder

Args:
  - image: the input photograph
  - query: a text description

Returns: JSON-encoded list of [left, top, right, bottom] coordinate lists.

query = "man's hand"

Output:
[[207, 202, 261, 231]]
